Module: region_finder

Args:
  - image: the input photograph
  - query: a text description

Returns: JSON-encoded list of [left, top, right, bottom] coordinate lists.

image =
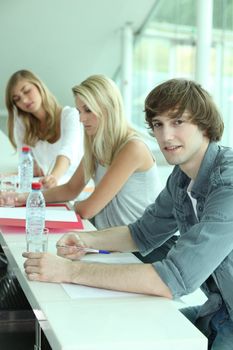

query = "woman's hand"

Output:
[[40, 175, 58, 189], [0, 191, 27, 207], [56, 232, 87, 260]]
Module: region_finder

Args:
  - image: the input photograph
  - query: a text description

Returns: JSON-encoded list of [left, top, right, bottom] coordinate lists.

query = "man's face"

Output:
[[151, 110, 209, 178]]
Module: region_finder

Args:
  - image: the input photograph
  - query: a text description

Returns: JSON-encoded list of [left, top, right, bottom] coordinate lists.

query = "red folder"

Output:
[[0, 203, 84, 232]]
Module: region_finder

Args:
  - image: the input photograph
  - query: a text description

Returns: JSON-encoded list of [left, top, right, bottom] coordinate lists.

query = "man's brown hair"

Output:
[[145, 79, 224, 141]]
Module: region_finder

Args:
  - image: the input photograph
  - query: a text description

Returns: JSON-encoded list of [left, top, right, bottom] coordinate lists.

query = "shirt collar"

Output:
[[192, 142, 219, 197]]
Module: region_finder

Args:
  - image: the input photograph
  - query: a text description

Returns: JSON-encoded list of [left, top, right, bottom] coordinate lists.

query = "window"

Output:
[[122, 0, 233, 147]]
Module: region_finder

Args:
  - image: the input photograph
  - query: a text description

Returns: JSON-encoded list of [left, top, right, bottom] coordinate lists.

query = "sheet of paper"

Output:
[[0, 207, 77, 222], [46, 205, 69, 211], [62, 253, 143, 299]]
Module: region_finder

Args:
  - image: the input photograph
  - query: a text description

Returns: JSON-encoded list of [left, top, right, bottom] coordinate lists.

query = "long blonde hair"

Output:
[[72, 75, 138, 180], [5, 70, 62, 148]]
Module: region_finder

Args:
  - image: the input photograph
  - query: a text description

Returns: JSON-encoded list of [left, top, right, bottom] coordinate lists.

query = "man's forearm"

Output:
[[71, 261, 172, 298], [79, 226, 138, 253]]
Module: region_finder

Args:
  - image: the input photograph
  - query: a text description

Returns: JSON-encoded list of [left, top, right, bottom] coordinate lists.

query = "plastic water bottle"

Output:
[[18, 146, 33, 192], [26, 182, 46, 252]]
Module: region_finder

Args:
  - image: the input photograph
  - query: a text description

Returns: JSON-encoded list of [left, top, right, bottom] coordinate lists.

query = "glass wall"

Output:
[[130, 0, 233, 147]]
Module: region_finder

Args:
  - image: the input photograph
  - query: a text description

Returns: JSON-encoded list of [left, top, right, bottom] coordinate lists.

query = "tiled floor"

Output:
[[0, 310, 35, 349], [0, 331, 51, 350], [0, 281, 51, 350], [0, 311, 52, 350]]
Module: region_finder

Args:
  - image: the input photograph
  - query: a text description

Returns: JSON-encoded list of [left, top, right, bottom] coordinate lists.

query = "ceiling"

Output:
[[0, 0, 156, 110]]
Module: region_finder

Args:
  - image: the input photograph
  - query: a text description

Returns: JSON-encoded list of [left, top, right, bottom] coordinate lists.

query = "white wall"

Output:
[[0, 0, 156, 110], [0, 130, 18, 173]]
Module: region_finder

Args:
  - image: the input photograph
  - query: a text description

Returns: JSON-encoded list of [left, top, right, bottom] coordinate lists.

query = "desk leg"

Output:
[[34, 318, 41, 350]]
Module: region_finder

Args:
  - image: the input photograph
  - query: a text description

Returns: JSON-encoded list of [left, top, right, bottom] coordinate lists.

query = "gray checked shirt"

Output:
[[129, 142, 233, 321]]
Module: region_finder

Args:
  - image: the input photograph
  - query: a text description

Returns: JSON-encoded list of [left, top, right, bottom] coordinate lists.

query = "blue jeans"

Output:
[[180, 304, 233, 350]]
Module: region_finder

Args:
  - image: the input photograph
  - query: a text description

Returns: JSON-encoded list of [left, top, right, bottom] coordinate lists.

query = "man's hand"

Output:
[[56, 233, 87, 260], [23, 252, 73, 283]]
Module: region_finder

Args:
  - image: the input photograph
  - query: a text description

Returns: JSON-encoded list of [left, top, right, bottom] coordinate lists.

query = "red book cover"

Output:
[[0, 203, 84, 233]]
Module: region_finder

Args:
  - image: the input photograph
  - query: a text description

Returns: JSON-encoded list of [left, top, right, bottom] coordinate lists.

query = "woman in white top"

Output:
[[5, 70, 83, 188]]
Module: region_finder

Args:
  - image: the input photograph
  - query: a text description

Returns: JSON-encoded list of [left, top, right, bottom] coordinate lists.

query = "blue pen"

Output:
[[83, 248, 110, 254], [56, 245, 110, 254]]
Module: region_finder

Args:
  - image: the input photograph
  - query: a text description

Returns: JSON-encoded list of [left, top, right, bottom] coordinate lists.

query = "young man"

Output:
[[23, 79, 233, 349]]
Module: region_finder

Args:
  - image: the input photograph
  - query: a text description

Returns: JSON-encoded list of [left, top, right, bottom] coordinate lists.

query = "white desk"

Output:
[[0, 223, 208, 350]]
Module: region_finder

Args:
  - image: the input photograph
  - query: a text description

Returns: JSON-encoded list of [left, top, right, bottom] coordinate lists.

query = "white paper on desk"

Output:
[[62, 253, 142, 299], [0, 207, 77, 222]]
